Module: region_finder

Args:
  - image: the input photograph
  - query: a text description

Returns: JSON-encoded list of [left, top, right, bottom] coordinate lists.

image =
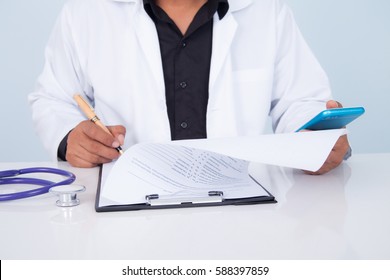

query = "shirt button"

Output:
[[182, 41, 187, 48], [179, 81, 187, 89], [180, 122, 188, 129]]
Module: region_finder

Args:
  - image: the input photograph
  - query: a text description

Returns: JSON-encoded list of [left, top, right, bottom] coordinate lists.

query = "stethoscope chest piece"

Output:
[[49, 184, 86, 207]]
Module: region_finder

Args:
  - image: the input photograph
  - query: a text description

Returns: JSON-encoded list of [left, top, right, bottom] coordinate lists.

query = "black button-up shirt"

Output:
[[144, 0, 229, 140]]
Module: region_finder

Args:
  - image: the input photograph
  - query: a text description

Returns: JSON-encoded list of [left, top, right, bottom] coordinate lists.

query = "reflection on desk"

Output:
[[0, 154, 389, 259]]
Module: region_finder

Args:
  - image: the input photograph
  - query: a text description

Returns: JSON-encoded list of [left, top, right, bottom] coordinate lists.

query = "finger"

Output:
[[66, 121, 120, 166], [333, 134, 350, 152], [326, 100, 343, 109], [108, 125, 126, 146], [67, 153, 112, 168], [66, 145, 110, 168], [66, 135, 115, 167], [66, 151, 99, 168], [78, 139, 119, 162], [81, 121, 118, 148], [304, 135, 349, 175], [304, 155, 339, 175]]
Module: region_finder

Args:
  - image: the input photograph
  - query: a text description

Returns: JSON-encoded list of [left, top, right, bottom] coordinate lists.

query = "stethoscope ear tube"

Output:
[[0, 167, 76, 201]]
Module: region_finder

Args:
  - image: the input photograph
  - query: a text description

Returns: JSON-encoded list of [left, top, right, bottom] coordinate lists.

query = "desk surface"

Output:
[[1, 154, 389, 260]]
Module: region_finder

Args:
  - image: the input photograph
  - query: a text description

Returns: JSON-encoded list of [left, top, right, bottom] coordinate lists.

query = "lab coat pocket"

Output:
[[232, 68, 272, 134]]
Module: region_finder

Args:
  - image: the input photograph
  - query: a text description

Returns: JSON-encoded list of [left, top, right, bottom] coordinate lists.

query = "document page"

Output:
[[99, 129, 346, 206], [100, 144, 268, 206]]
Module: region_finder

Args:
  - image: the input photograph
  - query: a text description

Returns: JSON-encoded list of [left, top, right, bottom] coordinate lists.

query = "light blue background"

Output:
[[0, 0, 389, 162]]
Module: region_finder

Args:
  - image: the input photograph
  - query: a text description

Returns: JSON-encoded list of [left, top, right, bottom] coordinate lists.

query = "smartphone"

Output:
[[296, 107, 365, 132]]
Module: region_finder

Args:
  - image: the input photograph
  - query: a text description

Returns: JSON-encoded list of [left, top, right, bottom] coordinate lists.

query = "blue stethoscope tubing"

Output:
[[0, 167, 76, 201]]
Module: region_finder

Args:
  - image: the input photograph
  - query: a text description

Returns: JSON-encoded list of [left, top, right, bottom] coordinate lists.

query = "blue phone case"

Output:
[[296, 107, 365, 132]]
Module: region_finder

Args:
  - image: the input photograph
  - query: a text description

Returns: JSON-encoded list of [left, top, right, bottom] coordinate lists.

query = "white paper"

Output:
[[170, 129, 346, 172], [100, 129, 346, 206], [100, 144, 269, 206]]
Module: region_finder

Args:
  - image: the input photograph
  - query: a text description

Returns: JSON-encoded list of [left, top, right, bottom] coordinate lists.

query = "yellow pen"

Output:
[[73, 94, 124, 155]]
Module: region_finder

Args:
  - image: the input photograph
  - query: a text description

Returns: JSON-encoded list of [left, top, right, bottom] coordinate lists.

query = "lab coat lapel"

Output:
[[209, 13, 237, 91], [207, 1, 252, 138], [207, 13, 239, 138], [133, 7, 165, 100], [209, 0, 253, 90]]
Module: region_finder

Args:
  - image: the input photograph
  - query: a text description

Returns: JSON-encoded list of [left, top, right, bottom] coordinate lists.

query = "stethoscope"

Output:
[[0, 167, 85, 206]]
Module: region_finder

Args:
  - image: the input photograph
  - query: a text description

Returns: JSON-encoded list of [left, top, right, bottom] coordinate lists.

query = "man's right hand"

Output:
[[66, 120, 126, 168]]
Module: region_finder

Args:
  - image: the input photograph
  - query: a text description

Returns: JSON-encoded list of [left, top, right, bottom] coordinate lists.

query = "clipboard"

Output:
[[93, 130, 348, 212], [95, 166, 276, 212]]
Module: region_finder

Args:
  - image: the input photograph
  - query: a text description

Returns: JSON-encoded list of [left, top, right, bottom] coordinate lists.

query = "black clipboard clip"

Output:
[[145, 191, 224, 206]]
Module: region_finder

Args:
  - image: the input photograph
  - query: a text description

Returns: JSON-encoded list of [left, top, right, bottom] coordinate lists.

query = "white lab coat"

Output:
[[29, 0, 332, 161]]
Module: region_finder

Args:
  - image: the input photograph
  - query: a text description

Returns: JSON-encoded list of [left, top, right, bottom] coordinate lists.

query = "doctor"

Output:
[[29, 0, 349, 174]]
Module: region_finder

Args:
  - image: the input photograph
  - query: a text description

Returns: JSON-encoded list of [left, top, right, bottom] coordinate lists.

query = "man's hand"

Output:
[[305, 100, 350, 175], [66, 120, 126, 168]]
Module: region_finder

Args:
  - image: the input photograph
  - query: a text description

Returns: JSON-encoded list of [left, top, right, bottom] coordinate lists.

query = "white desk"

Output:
[[1, 154, 389, 260]]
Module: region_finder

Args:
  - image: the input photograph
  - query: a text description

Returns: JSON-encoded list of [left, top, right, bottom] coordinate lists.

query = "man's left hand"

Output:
[[305, 100, 350, 175]]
